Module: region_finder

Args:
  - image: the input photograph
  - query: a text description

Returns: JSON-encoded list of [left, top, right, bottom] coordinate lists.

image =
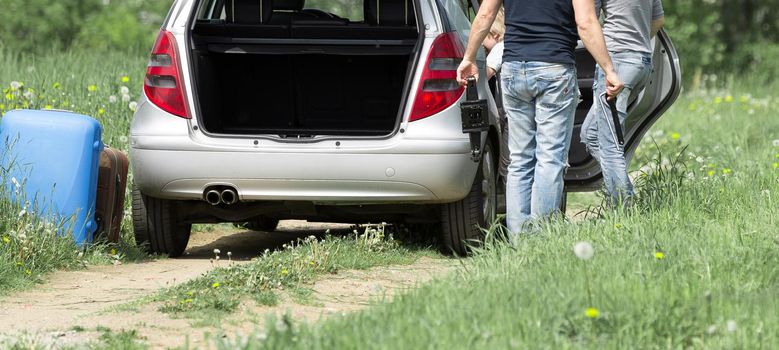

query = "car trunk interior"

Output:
[[189, 0, 420, 137]]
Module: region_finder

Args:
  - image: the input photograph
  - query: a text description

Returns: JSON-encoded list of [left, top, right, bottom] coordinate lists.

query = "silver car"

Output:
[[131, 0, 681, 256]]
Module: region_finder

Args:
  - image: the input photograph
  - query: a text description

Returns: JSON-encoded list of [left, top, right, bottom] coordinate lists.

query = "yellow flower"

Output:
[[585, 307, 600, 318], [614, 223, 623, 230], [688, 103, 697, 111], [53, 82, 61, 89], [184, 298, 193, 303], [724, 95, 733, 103], [2, 236, 8, 244], [44, 105, 53, 110], [16, 261, 23, 266], [87, 85, 97, 92], [110, 248, 117, 255], [739, 95, 749, 103], [671, 132, 680, 140], [280, 268, 289, 276], [722, 168, 731, 175], [773, 162, 779, 170], [25, 269, 32, 275], [212, 282, 220, 288], [713, 96, 722, 104], [309, 260, 316, 266], [98, 108, 105, 115], [121, 76, 130, 83], [655, 252, 665, 260]]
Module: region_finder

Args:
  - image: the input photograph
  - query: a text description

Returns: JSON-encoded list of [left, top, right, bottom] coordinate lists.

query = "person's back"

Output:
[[502, 0, 578, 65], [598, 0, 664, 54]]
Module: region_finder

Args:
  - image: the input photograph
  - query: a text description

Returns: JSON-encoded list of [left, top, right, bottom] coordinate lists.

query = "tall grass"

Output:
[[0, 49, 150, 293], [214, 84, 779, 348]]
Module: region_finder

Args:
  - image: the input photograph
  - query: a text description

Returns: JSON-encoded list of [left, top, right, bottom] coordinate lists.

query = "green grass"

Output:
[[0, 49, 151, 294], [146, 224, 439, 325], [208, 84, 779, 348]]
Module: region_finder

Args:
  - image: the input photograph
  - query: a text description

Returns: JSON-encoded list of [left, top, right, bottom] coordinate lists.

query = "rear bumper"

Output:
[[131, 137, 478, 204]]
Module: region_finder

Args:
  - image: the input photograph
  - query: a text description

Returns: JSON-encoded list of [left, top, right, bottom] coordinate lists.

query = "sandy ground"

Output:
[[0, 221, 455, 349]]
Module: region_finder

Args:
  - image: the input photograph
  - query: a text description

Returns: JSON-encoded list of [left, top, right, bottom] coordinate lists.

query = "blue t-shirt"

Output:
[[503, 0, 579, 65]]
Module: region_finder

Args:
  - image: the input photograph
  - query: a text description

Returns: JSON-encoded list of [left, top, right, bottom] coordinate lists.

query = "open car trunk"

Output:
[[188, 1, 421, 138]]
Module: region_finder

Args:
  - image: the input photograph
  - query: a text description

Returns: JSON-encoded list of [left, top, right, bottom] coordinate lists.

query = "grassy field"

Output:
[[208, 84, 779, 348]]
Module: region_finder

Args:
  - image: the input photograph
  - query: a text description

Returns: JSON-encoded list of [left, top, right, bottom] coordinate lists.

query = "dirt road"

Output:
[[0, 221, 454, 349]]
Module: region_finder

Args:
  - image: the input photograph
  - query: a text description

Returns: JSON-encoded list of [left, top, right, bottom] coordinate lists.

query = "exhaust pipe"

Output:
[[205, 190, 222, 206], [220, 188, 239, 205]]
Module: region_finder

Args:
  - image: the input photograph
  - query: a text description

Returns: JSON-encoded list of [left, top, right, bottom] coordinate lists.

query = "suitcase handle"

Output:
[[466, 76, 478, 101]]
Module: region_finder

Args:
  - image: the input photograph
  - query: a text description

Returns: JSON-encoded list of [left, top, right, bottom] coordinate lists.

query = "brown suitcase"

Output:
[[95, 146, 130, 242]]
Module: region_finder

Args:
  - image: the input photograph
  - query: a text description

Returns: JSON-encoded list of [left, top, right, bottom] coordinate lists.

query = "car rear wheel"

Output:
[[440, 141, 497, 255], [132, 184, 191, 257]]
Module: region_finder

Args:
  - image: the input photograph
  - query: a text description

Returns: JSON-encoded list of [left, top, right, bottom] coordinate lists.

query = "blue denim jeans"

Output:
[[580, 51, 653, 206], [500, 61, 578, 234]]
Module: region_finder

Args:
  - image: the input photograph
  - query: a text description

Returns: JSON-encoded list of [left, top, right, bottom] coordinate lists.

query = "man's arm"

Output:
[[456, 0, 503, 85], [572, 0, 623, 98], [650, 17, 665, 38]]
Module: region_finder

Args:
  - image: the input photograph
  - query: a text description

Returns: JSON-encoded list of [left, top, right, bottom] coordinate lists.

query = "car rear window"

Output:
[[197, 0, 365, 22]]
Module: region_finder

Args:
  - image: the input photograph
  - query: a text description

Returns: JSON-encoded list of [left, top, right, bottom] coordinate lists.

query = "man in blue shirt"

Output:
[[457, 0, 623, 234]]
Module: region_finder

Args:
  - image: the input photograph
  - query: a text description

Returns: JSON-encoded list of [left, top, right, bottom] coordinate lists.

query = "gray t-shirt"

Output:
[[595, 0, 664, 54]]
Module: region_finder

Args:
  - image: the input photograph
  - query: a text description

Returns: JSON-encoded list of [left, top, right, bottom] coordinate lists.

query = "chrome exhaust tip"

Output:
[[220, 188, 239, 205], [205, 190, 222, 205]]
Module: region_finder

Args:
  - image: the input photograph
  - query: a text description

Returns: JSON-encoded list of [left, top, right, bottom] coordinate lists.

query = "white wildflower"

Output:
[[762, 189, 770, 197], [109, 95, 118, 104], [18, 209, 26, 217], [78, 252, 84, 258], [128, 101, 138, 111], [120, 86, 130, 95], [119, 135, 129, 143], [772, 139, 779, 148], [726, 320, 737, 332], [10, 81, 22, 90], [227, 252, 232, 257], [23, 90, 34, 100], [696, 156, 705, 163], [707, 325, 717, 335], [121, 94, 131, 103], [213, 248, 221, 255], [573, 241, 594, 260]]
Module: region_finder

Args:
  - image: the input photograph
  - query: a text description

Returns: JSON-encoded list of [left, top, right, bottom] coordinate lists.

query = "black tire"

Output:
[[244, 218, 280, 232], [560, 191, 568, 215], [441, 141, 497, 255], [132, 184, 191, 257]]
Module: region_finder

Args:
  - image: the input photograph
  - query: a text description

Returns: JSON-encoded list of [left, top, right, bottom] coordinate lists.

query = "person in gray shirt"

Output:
[[580, 0, 665, 207]]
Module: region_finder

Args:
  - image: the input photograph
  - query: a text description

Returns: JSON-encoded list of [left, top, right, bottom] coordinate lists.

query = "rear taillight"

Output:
[[408, 32, 465, 122], [144, 30, 189, 119]]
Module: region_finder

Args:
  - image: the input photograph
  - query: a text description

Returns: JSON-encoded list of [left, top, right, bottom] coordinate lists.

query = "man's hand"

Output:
[[604, 69, 624, 99], [457, 59, 479, 86]]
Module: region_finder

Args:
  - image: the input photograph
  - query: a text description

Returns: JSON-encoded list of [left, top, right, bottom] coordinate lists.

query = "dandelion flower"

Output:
[[707, 325, 717, 335], [44, 105, 53, 110], [109, 95, 118, 104], [707, 170, 716, 177], [25, 270, 32, 275], [98, 108, 105, 115], [654, 252, 665, 260], [52, 82, 61, 89], [23, 91, 34, 100], [87, 85, 97, 92], [121, 76, 130, 83], [129, 101, 138, 111], [772, 139, 779, 148], [212, 282, 220, 288], [724, 95, 733, 103], [722, 168, 731, 175], [713, 96, 722, 104], [726, 320, 737, 332], [280, 268, 289, 275], [10, 81, 22, 90], [585, 307, 599, 318], [573, 241, 594, 260], [121, 94, 131, 103], [614, 223, 623, 230], [120, 86, 130, 95], [2, 237, 9, 244], [213, 249, 221, 255], [773, 162, 778, 170], [110, 248, 117, 255], [227, 252, 232, 257], [671, 132, 680, 140]]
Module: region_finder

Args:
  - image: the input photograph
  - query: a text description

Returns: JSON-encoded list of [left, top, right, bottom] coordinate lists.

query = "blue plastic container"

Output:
[[0, 110, 103, 245]]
